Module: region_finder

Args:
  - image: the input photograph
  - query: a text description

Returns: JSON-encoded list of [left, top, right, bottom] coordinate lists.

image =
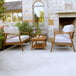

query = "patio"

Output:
[[0, 0, 76, 76], [0, 41, 76, 76]]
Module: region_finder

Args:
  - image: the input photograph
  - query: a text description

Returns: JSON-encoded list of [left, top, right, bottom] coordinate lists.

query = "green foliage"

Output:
[[33, 14, 42, 35], [33, 12, 44, 36], [35, 27, 41, 35], [15, 22, 33, 35], [39, 11, 44, 22], [0, 34, 5, 50], [0, 41, 3, 49], [0, 0, 6, 20], [34, 14, 39, 25], [0, 27, 5, 42], [13, 16, 17, 22], [32, 24, 41, 35], [0, 36, 5, 40], [18, 16, 22, 21]]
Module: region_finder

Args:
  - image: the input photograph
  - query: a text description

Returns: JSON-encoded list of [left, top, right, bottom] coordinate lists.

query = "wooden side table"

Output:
[[31, 36, 47, 50]]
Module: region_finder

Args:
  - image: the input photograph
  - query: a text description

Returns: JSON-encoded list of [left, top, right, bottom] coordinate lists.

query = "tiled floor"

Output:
[[0, 41, 76, 76]]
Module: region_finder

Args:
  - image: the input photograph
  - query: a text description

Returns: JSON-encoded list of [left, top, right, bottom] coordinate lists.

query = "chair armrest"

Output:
[[4, 33, 22, 42], [54, 31, 73, 35], [54, 31, 74, 39], [54, 31, 63, 35]]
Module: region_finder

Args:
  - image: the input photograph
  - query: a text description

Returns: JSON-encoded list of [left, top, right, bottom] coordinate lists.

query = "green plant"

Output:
[[35, 27, 41, 35], [0, 35, 4, 40], [32, 23, 41, 36], [0, 26, 5, 50], [0, 0, 6, 21], [0, 34, 5, 50], [15, 22, 33, 35]]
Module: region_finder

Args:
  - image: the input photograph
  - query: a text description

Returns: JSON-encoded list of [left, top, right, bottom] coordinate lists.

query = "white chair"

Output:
[[50, 24, 75, 52], [4, 26, 29, 51]]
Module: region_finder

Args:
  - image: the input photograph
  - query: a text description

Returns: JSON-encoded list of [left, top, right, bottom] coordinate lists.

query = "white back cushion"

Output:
[[62, 25, 74, 38], [4, 27, 20, 34], [4, 27, 20, 39], [63, 24, 74, 32]]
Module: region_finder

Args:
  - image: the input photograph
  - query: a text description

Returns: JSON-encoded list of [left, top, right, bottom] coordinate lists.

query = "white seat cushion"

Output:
[[6, 35, 29, 43], [55, 36, 71, 43]]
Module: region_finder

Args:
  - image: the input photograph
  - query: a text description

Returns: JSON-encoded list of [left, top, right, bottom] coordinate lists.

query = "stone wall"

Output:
[[22, 0, 76, 37]]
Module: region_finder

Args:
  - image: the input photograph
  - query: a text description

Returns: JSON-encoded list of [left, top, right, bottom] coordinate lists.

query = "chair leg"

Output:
[[51, 43, 54, 52], [21, 44, 24, 51], [72, 43, 75, 52]]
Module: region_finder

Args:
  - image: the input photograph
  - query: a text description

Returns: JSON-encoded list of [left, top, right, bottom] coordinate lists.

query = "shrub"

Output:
[[15, 22, 33, 35]]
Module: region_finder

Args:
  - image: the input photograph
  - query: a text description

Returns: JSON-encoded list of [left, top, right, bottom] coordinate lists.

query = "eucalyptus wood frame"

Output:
[[4, 32, 29, 51], [31, 36, 47, 50], [50, 31, 75, 52]]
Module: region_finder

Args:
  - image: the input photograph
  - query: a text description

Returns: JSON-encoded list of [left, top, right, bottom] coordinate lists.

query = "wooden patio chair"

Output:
[[50, 24, 75, 52], [3, 26, 29, 51]]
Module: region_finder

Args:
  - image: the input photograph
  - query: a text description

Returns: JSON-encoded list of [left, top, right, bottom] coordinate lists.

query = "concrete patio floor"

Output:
[[0, 41, 76, 76]]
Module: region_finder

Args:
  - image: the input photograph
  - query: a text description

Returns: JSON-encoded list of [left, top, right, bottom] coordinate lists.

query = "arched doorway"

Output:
[[33, 1, 44, 28]]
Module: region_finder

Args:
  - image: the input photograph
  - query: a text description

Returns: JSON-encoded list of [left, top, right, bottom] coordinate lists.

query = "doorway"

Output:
[[33, 1, 44, 28]]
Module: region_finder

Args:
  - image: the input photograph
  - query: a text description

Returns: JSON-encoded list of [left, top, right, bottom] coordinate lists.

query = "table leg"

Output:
[[31, 41, 33, 50]]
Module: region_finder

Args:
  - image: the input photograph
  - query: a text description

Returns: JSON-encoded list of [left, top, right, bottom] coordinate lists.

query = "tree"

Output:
[[0, 0, 6, 20]]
